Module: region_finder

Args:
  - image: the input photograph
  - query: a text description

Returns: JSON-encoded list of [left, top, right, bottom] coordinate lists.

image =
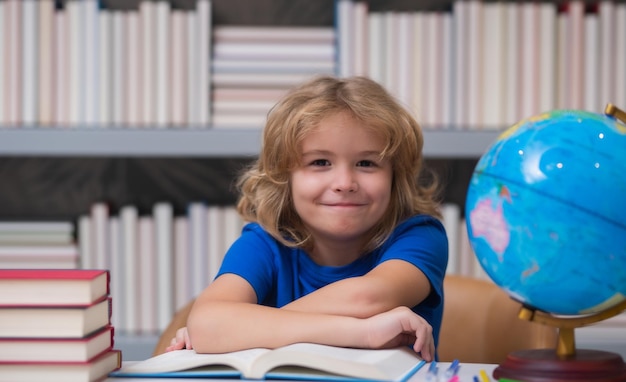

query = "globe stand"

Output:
[[493, 300, 626, 381]]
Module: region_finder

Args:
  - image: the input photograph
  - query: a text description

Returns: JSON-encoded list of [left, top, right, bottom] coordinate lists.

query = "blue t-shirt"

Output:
[[216, 214, 448, 347]]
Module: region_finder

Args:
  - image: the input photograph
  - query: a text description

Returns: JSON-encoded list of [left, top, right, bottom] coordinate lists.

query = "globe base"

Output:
[[493, 348, 626, 382]]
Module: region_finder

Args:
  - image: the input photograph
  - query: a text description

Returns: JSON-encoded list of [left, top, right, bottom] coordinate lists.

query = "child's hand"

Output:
[[165, 326, 193, 352], [364, 306, 435, 362]]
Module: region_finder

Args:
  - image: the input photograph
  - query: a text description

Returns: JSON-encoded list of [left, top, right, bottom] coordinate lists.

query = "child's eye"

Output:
[[357, 160, 377, 167], [310, 159, 330, 166]]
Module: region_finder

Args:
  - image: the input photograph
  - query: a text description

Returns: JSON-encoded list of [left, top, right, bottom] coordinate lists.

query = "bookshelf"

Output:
[[0, 128, 498, 158]]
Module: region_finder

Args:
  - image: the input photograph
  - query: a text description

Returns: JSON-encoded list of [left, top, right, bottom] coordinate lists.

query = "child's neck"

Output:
[[308, 240, 365, 267]]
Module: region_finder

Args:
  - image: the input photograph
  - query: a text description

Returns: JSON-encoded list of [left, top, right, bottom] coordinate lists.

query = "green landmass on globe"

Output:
[[465, 109, 626, 316]]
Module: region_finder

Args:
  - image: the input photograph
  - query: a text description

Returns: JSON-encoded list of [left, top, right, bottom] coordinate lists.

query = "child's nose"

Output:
[[332, 169, 358, 193]]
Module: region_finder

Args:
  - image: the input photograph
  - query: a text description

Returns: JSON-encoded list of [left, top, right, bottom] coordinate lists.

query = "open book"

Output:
[[110, 343, 426, 381]]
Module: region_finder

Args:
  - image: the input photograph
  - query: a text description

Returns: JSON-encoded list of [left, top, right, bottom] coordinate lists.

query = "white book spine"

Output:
[[127, 12, 141, 125], [170, 10, 186, 126], [197, 0, 211, 125], [222, 206, 243, 264], [411, 13, 423, 121], [0, 221, 74, 233], [98, 10, 111, 125], [538, 3, 556, 114], [441, 203, 460, 275], [154, 202, 174, 332], [467, 0, 483, 128], [584, 12, 600, 112], [556, 12, 569, 110], [174, 216, 191, 311], [139, 216, 157, 334], [37, 0, 54, 125], [367, 12, 384, 85], [83, 0, 99, 125], [615, 4, 626, 108], [337, 0, 354, 77], [90, 202, 109, 270], [424, 13, 439, 126], [67, 0, 82, 125], [112, 11, 125, 125], [21, 0, 38, 126], [352, 1, 368, 77], [568, 0, 585, 109], [520, 2, 539, 120], [140, 0, 155, 126], [599, 1, 615, 107], [396, 12, 414, 113], [213, 25, 334, 43], [109, 216, 125, 330], [211, 73, 315, 88], [213, 42, 334, 62], [155, 1, 170, 127], [452, 0, 468, 127], [383, 12, 398, 98], [121, 205, 139, 334], [78, 215, 92, 269], [55, 9, 68, 125], [504, 2, 521, 126], [206, 206, 223, 283], [440, 13, 453, 127], [189, 203, 208, 298], [211, 113, 268, 129], [7, 0, 21, 125], [186, 10, 199, 126], [458, 218, 475, 278], [431, 13, 447, 127], [212, 100, 277, 114], [481, 2, 505, 129]]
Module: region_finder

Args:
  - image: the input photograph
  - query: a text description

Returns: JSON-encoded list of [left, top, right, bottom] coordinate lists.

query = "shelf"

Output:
[[0, 127, 500, 158]]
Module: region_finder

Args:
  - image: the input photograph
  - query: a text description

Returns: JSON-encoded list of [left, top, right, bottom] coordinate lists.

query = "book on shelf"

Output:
[[111, 343, 426, 381], [212, 58, 336, 74], [0, 325, 114, 363], [213, 42, 335, 62], [0, 269, 109, 306], [0, 296, 111, 338], [0, 348, 121, 382], [213, 25, 335, 44], [0, 221, 73, 235], [0, 253, 78, 269], [0, 232, 73, 245]]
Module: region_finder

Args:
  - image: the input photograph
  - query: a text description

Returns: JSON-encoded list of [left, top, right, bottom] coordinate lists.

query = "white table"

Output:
[[105, 362, 498, 382]]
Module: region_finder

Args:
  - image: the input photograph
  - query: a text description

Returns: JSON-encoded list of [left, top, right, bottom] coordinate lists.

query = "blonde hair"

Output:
[[236, 75, 441, 253]]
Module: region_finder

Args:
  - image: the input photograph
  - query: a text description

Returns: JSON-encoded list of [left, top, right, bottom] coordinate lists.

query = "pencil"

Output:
[[479, 369, 491, 382]]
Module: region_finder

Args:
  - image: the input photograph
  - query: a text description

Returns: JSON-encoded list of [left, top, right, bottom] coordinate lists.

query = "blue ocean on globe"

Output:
[[465, 109, 626, 315]]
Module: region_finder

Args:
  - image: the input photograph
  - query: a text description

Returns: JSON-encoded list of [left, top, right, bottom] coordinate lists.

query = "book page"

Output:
[[252, 343, 425, 381], [114, 348, 269, 376]]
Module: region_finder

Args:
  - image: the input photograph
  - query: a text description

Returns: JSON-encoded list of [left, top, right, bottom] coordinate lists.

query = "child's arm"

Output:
[[282, 259, 432, 318], [185, 272, 435, 361]]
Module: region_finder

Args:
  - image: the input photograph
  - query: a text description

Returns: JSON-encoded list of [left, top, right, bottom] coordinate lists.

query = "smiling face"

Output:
[[290, 111, 393, 263]]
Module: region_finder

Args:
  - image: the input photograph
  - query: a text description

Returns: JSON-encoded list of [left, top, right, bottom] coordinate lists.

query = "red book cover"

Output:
[[0, 269, 109, 306]]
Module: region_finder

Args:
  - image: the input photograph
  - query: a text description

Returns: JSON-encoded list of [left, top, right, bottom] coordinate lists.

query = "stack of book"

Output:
[[0, 221, 79, 269], [211, 25, 336, 128], [0, 269, 121, 381]]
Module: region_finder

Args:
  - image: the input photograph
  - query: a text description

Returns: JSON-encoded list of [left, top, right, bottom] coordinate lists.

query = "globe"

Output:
[[465, 108, 626, 316]]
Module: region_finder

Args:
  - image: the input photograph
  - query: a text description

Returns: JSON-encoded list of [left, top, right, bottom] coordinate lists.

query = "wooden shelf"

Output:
[[0, 127, 500, 158]]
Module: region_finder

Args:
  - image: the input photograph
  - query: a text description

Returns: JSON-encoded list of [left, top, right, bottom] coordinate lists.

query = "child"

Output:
[[167, 76, 448, 362]]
